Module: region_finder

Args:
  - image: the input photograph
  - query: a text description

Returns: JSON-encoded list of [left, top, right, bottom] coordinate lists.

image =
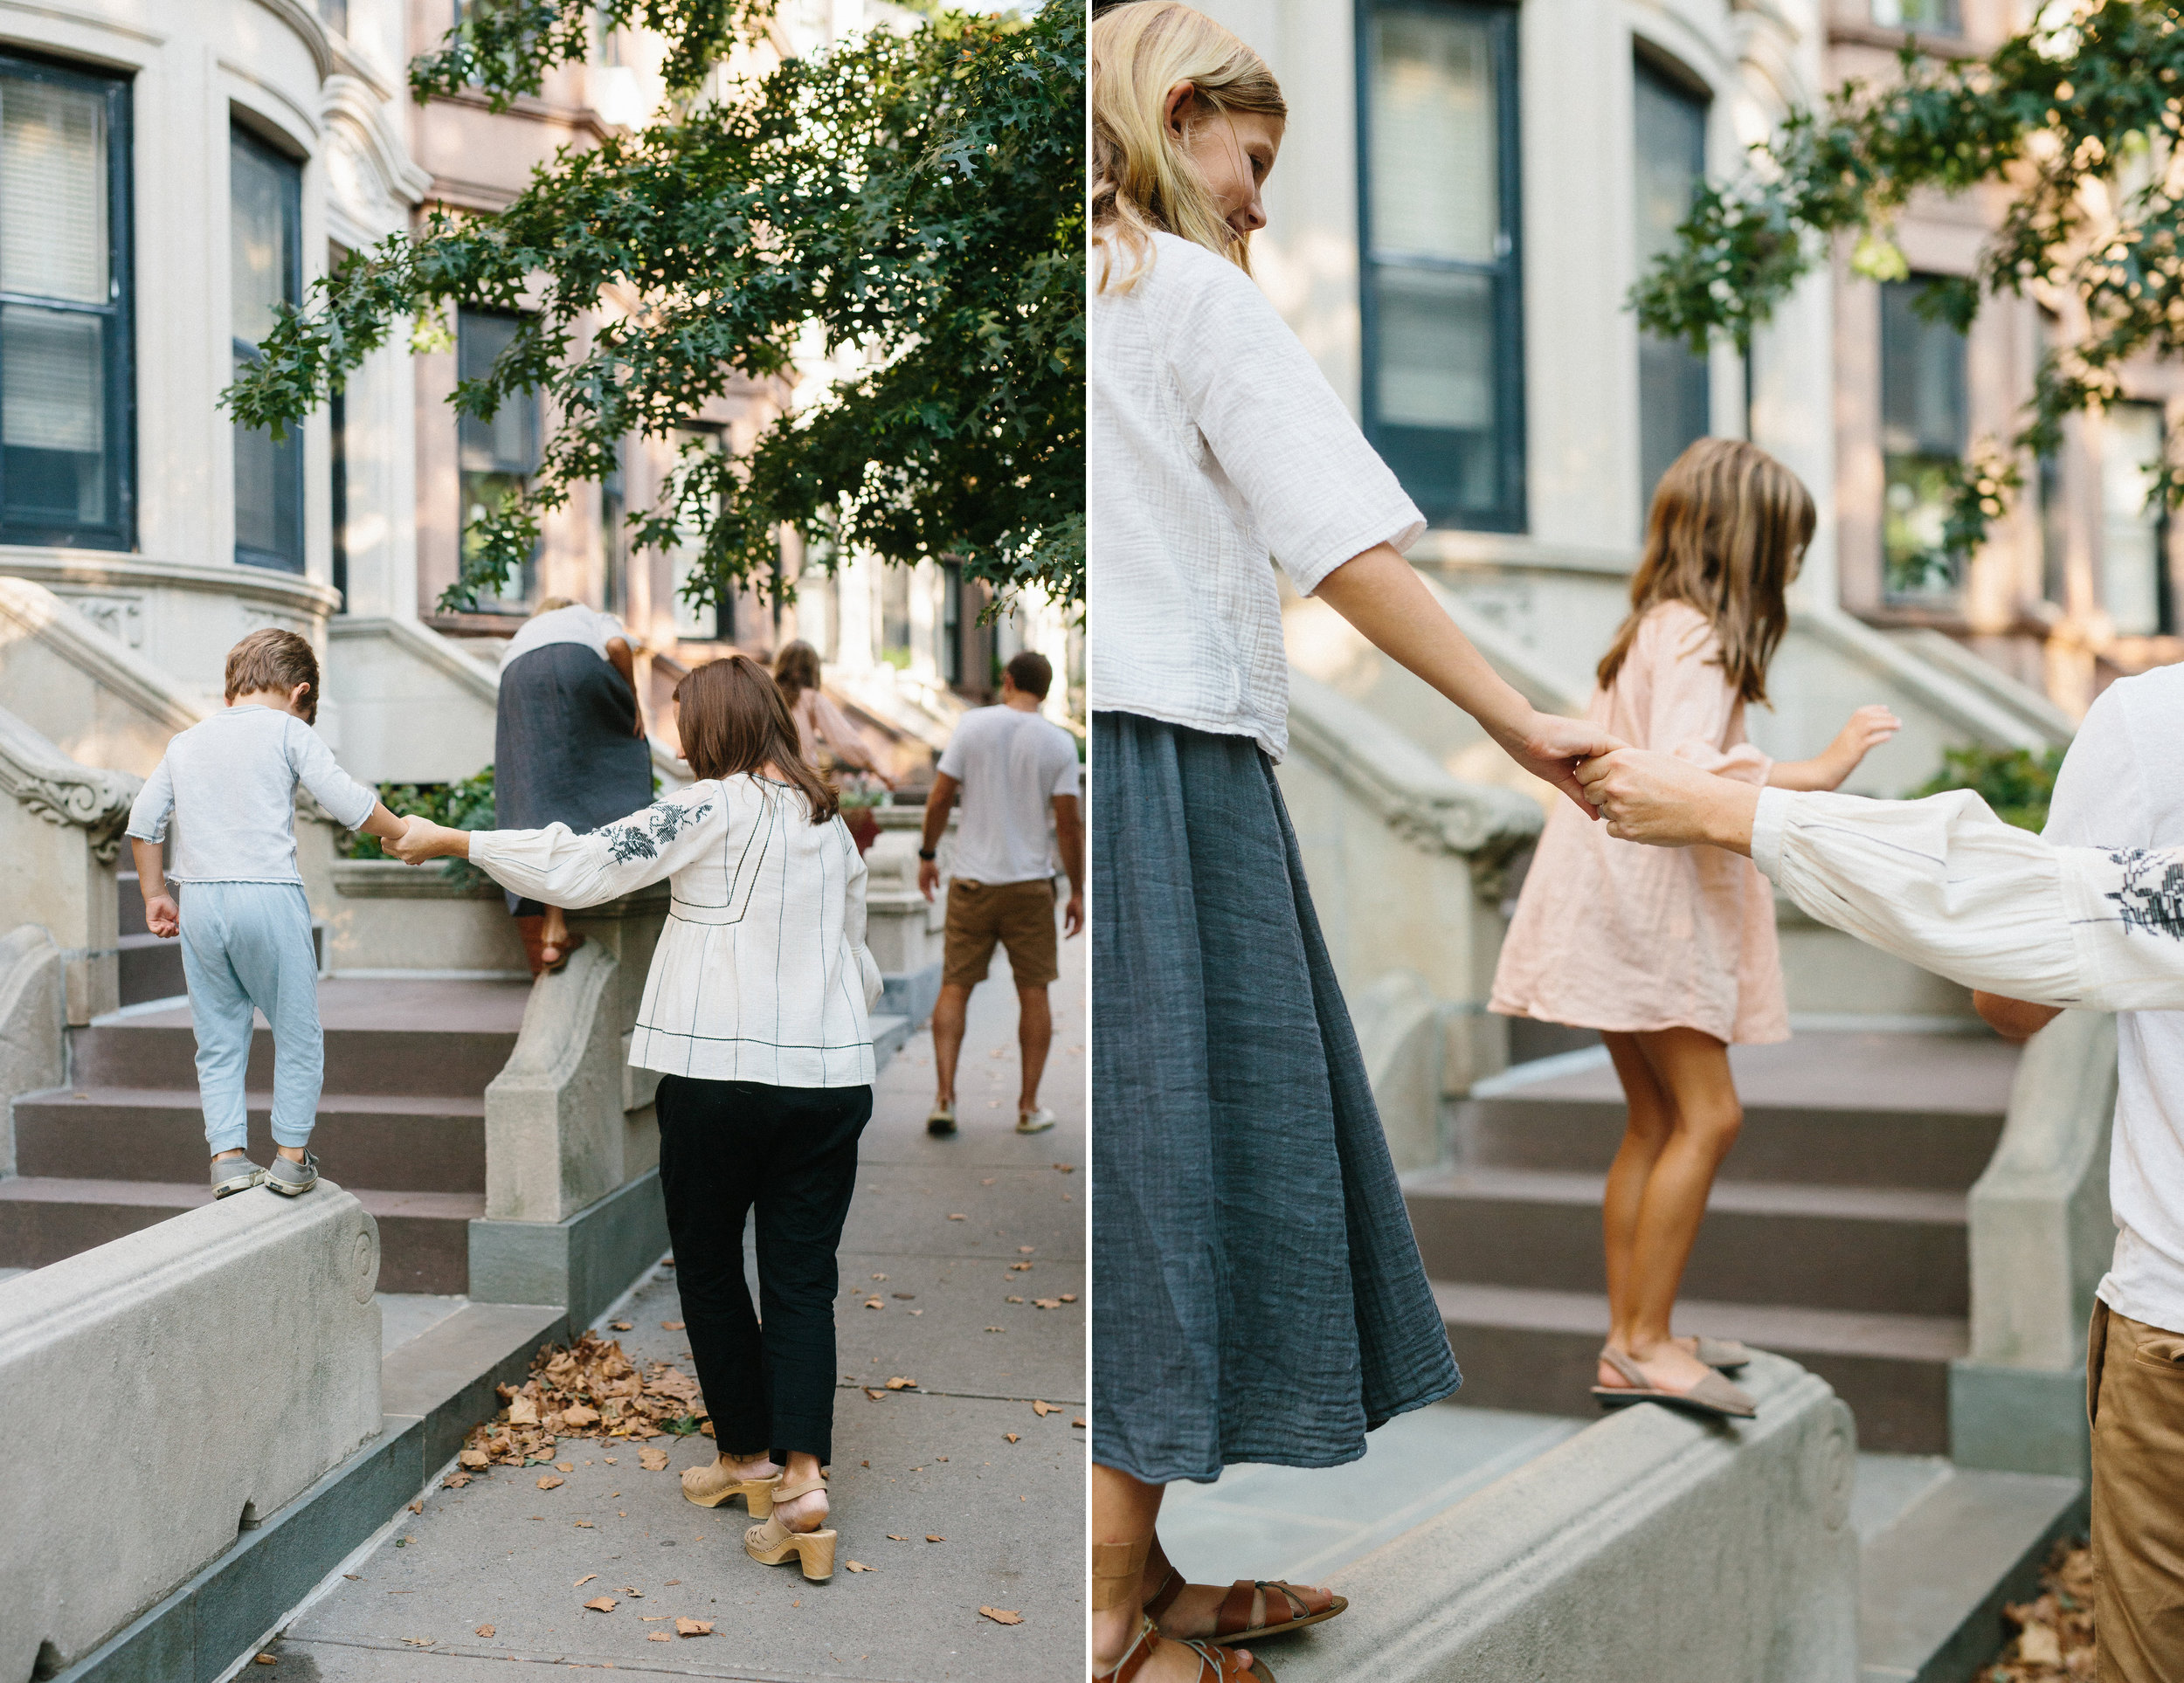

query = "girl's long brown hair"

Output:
[[1597, 438, 1815, 707], [674, 654, 839, 824], [772, 639, 822, 710]]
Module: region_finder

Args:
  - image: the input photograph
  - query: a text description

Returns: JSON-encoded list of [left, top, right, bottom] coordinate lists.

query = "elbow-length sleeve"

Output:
[[126, 755, 174, 843], [1170, 259, 1424, 595], [1628, 609, 1770, 784], [840, 821, 882, 1010], [285, 719, 379, 831], [470, 785, 722, 909]]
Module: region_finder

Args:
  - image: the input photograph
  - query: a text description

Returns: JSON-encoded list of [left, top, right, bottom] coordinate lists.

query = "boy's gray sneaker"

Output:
[[211, 1155, 265, 1198], [265, 1150, 320, 1197]]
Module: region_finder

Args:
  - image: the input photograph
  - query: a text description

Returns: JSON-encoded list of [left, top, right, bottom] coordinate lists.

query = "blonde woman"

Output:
[[1089, 6, 1617, 1678], [773, 640, 895, 790]]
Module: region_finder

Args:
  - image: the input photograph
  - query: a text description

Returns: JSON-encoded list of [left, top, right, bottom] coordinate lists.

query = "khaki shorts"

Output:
[[2089, 1299, 2184, 1680], [943, 879, 1059, 990]]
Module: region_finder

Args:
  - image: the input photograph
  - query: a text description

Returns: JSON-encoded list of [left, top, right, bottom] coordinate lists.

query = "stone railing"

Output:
[[0, 706, 140, 1023], [1952, 1009, 2117, 1478], [863, 802, 959, 1027], [0, 926, 63, 1177], [0, 1184, 382, 1680]]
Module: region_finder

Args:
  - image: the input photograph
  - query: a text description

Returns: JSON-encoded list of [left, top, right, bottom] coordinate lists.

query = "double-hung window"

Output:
[[458, 308, 540, 611], [1358, 0, 1524, 530], [1634, 52, 1710, 517], [2102, 400, 2171, 636], [1879, 277, 1968, 597], [233, 126, 303, 572], [0, 56, 132, 548]]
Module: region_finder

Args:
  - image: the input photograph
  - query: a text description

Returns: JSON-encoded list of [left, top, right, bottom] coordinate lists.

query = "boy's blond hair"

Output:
[[1090, 2, 1287, 294], [225, 629, 321, 725]]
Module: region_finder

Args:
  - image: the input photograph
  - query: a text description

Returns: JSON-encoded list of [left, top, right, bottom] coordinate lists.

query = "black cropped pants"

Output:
[[653, 1074, 873, 1466]]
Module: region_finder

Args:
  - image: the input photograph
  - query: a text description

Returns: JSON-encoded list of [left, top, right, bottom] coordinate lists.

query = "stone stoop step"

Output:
[[114, 871, 184, 1008], [1413, 1031, 2020, 1454], [1856, 1461, 2086, 1683]]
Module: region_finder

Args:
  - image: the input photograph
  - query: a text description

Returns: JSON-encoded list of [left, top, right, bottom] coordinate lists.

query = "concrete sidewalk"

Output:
[[261, 917, 1088, 1682]]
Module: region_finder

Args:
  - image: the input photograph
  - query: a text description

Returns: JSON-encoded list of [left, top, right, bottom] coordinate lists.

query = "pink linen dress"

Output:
[[1490, 600, 1789, 1045]]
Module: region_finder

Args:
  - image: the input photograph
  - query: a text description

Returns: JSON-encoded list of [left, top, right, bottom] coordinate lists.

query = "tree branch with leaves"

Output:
[[225, 0, 1083, 614], [1632, 2, 2184, 573]]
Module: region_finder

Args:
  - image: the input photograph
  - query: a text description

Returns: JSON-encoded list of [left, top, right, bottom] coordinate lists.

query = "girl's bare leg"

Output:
[[1599, 1031, 1674, 1389], [541, 904, 570, 963], [1613, 1027, 1743, 1393], [1092, 1463, 1256, 1679]]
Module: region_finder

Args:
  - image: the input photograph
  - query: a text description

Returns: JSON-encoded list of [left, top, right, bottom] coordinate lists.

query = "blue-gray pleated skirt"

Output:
[[1091, 711, 1461, 1486]]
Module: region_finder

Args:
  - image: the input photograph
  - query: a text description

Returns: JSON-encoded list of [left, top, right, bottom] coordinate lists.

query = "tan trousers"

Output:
[[2089, 1300, 2184, 1680]]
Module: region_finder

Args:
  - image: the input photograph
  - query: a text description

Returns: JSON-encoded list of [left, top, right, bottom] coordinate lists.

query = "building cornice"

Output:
[[0, 551, 342, 617]]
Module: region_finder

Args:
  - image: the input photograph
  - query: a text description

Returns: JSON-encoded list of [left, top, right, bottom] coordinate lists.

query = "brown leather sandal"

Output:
[[1592, 1347, 1756, 1419], [743, 1472, 834, 1581], [1096, 1616, 1275, 1682], [681, 1457, 778, 1516], [1144, 1569, 1346, 1646]]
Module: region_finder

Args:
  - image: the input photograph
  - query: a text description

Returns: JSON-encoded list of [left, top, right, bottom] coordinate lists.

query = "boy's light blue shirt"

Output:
[[126, 706, 377, 885]]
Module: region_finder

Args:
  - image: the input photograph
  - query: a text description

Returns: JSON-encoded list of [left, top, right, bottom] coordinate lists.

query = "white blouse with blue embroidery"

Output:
[[469, 776, 882, 1087]]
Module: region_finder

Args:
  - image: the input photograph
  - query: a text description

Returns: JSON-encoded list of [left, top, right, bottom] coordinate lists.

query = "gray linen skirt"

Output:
[[1091, 711, 1461, 1486], [495, 642, 653, 915]]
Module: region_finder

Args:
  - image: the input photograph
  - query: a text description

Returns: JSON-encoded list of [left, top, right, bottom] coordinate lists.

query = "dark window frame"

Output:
[[232, 121, 305, 573], [1878, 274, 1970, 600], [1633, 46, 1711, 521], [456, 306, 542, 613], [1354, 0, 1525, 533], [0, 50, 135, 551]]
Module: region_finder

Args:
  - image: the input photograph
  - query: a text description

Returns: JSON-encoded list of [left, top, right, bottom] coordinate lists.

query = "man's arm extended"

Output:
[[1053, 792, 1083, 939], [917, 774, 959, 903]]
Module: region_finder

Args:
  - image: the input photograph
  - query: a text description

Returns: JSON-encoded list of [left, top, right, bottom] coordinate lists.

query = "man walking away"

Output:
[[918, 651, 1083, 1135]]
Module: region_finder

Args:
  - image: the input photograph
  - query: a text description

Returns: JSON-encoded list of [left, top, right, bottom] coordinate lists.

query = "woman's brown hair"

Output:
[[772, 639, 823, 709], [673, 654, 839, 824], [1596, 438, 1815, 707]]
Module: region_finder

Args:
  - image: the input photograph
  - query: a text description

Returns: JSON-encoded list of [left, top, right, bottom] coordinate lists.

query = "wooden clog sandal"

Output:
[[743, 1473, 834, 1581], [1144, 1569, 1345, 1647], [1592, 1347, 1756, 1420], [681, 1458, 778, 1516], [1096, 1617, 1275, 1682]]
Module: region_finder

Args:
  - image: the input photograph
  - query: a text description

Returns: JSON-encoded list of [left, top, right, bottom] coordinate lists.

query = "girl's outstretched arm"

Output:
[[1313, 543, 1620, 811], [1767, 705, 1901, 792]]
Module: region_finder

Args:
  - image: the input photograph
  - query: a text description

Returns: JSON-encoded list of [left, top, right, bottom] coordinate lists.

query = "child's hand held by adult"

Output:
[[1574, 748, 1760, 853], [1505, 714, 1627, 817]]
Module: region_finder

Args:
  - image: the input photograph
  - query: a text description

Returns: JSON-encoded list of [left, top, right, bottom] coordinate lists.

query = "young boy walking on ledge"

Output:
[[125, 629, 407, 1199]]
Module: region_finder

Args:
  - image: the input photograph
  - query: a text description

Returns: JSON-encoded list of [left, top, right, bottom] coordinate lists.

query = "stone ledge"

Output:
[[1273, 1353, 1857, 1683], [469, 1169, 671, 1329], [331, 858, 499, 900]]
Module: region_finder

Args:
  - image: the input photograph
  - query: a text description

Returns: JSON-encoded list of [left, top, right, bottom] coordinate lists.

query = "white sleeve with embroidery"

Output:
[[468, 789, 720, 910]]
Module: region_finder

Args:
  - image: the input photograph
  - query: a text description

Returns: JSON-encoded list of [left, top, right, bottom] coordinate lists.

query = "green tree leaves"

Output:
[[1630, 4, 2184, 560], [224, 0, 1083, 613]]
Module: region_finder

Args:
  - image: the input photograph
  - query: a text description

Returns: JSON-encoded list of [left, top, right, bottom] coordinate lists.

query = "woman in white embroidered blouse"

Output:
[[392, 654, 879, 1583]]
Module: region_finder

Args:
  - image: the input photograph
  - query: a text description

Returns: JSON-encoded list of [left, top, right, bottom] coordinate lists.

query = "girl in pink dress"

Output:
[[1491, 438, 1900, 1417]]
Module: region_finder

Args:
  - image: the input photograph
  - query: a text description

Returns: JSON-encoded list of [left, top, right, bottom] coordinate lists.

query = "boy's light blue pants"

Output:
[[176, 881, 321, 1155]]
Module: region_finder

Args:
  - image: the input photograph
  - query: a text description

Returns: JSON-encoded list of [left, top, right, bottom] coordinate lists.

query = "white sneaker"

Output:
[[1015, 1107, 1056, 1135]]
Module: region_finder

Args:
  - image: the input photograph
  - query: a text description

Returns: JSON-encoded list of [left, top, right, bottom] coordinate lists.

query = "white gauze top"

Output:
[[1089, 231, 1424, 760]]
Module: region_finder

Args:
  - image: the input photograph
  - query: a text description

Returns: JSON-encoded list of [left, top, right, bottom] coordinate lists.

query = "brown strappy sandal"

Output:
[[681, 1457, 778, 1516], [1144, 1568, 1346, 1646], [1592, 1346, 1756, 1420], [743, 1472, 834, 1581], [1097, 1617, 1275, 1682]]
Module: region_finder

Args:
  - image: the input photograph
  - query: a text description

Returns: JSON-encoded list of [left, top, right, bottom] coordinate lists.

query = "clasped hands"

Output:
[[384, 813, 472, 866]]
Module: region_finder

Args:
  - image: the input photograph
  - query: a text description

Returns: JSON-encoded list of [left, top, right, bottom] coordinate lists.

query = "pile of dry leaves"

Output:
[[458, 1333, 709, 1472], [1987, 1541, 2095, 1680]]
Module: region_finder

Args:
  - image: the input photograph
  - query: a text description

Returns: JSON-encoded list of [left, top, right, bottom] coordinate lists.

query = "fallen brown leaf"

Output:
[[458, 1448, 488, 1468], [675, 1617, 713, 1637], [846, 1560, 874, 1572], [555, 1462, 574, 1473], [1032, 1401, 1054, 1416], [476, 1624, 495, 1638], [948, 1213, 967, 1220], [985, 1326, 1004, 1332], [575, 1574, 598, 1587], [442, 1473, 473, 1489], [981, 1177, 996, 1185], [885, 1376, 916, 1390], [927, 1534, 946, 1542], [536, 1474, 563, 1489], [254, 1658, 275, 1667], [610, 1321, 632, 1331], [864, 1387, 886, 1400], [1073, 1417, 1087, 1427], [584, 1596, 618, 1612], [1019, 1246, 1035, 1255], [864, 1298, 884, 1309], [638, 1447, 670, 1471], [661, 1320, 685, 1330], [1006, 1296, 1025, 1304], [893, 1292, 916, 1300], [408, 1500, 423, 1513], [1005, 1433, 1020, 1443], [399, 1635, 436, 1646], [1009, 1262, 1033, 1272], [872, 1273, 888, 1280], [1061, 1293, 1078, 1303], [979, 1606, 1024, 1625], [1033, 1298, 1061, 1309], [1054, 1163, 1075, 1173], [574, 1521, 594, 1528], [562, 1404, 600, 1427], [648, 1631, 672, 1641], [888, 1535, 909, 1541]]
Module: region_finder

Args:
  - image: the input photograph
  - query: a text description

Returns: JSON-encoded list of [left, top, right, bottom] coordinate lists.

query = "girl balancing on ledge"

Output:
[[1089, 5, 1619, 1678], [392, 654, 883, 1585], [1491, 438, 1900, 1421]]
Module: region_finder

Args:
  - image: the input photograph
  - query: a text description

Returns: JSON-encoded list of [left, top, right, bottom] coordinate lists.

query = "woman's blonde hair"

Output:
[[1597, 438, 1815, 707], [1090, 2, 1287, 293]]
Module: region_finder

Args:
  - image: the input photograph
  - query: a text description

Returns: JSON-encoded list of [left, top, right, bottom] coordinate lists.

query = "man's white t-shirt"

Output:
[[936, 705, 1081, 886], [2044, 663, 2184, 1335]]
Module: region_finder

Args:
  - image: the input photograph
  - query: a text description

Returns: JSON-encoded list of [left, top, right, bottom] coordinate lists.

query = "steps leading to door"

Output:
[[1415, 1031, 2022, 1453]]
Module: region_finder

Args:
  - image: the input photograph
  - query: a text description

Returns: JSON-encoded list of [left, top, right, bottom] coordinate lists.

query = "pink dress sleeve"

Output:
[[1626, 607, 1771, 784]]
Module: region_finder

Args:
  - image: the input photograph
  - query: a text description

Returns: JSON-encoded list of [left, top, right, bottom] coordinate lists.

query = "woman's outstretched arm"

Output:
[[391, 787, 725, 908], [1313, 544, 1621, 810]]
